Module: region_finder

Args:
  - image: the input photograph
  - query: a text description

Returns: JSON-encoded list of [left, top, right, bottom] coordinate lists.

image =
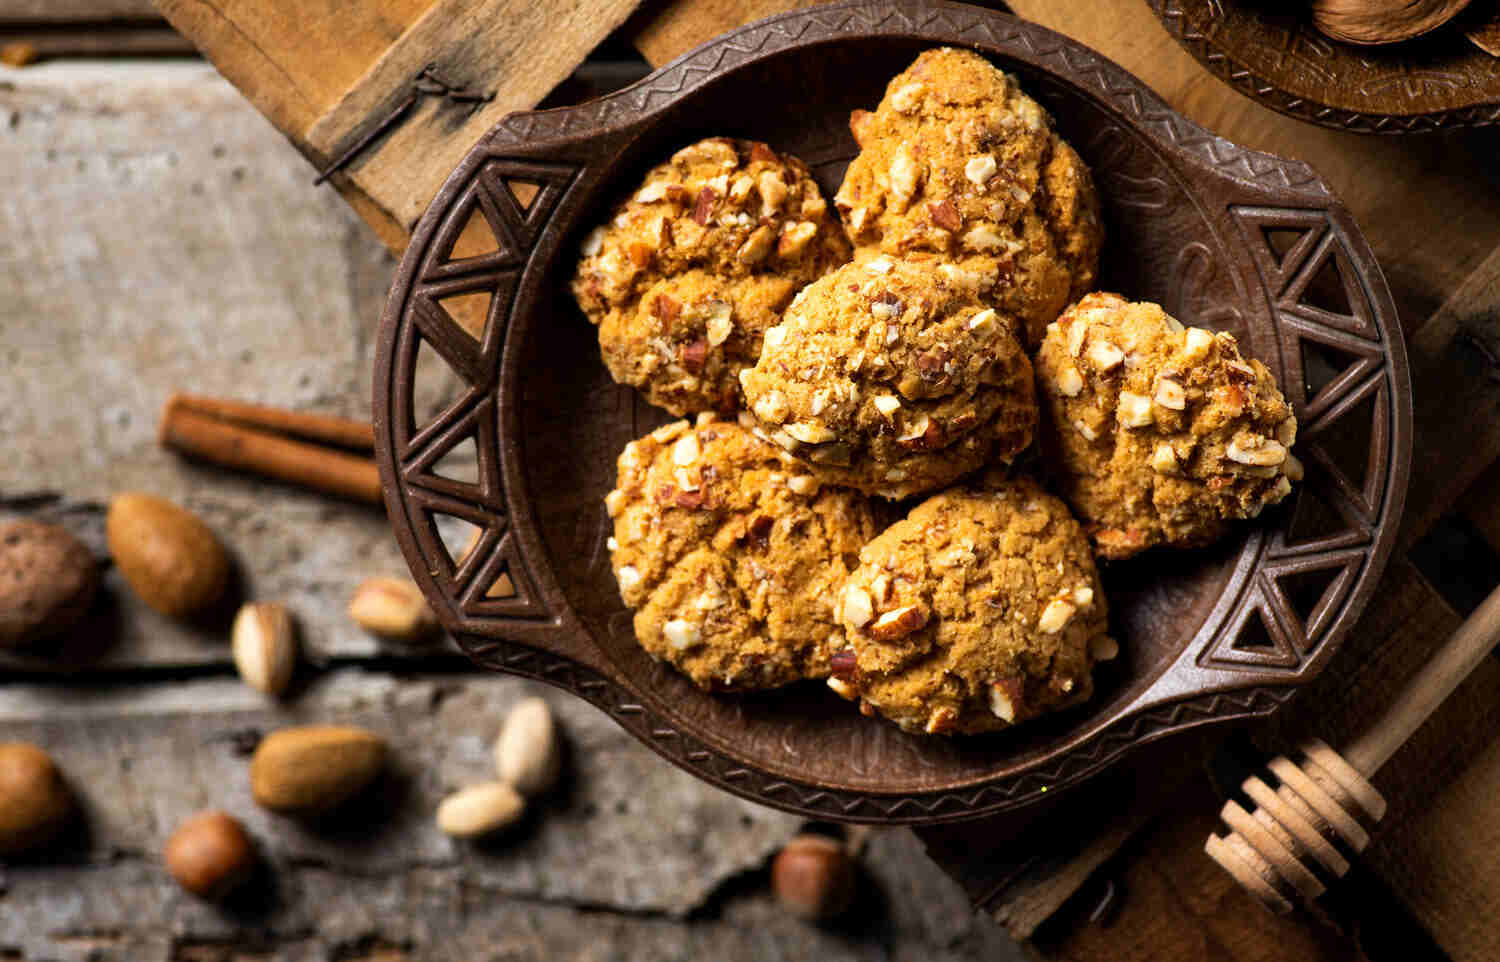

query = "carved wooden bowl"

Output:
[[1147, 0, 1500, 132], [374, 1, 1412, 824]]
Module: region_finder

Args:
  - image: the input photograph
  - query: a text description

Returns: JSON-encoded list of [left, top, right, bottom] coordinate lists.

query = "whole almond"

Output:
[[106, 493, 228, 618], [249, 725, 386, 814], [0, 519, 99, 648], [347, 576, 437, 640], [231, 602, 297, 696], [494, 697, 561, 796], [0, 742, 73, 855], [164, 810, 256, 899], [435, 782, 525, 838]]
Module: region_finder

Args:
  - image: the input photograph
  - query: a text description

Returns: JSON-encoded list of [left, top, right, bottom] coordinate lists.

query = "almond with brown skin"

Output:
[[0, 742, 73, 855], [249, 725, 386, 814], [106, 493, 228, 618]]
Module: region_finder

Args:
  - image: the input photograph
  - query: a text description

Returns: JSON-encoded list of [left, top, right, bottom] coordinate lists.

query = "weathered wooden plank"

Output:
[[0, 834, 1018, 962], [155, 0, 644, 250], [0, 674, 800, 916], [0, 26, 193, 58], [0, 0, 160, 22], [0, 672, 1022, 962], [1030, 778, 1365, 962], [0, 62, 459, 671]]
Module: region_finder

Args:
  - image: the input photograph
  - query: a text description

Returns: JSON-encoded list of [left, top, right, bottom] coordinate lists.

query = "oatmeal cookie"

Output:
[[834, 47, 1102, 348], [573, 138, 850, 415], [829, 479, 1114, 735], [1035, 293, 1300, 559], [737, 257, 1036, 499], [606, 414, 881, 690]]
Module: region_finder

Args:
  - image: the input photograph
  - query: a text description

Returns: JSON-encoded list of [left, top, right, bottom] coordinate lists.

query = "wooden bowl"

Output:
[[1147, 0, 1500, 133], [373, 1, 1412, 824]]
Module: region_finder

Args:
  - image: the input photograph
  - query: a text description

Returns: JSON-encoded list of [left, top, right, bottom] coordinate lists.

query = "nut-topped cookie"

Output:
[[834, 47, 1103, 348], [606, 414, 881, 690], [572, 138, 850, 416], [737, 257, 1036, 499], [830, 479, 1115, 735], [1036, 293, 1300, 559]]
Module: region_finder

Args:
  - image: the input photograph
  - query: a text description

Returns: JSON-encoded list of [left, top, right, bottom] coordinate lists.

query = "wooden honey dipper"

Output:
[[1206, 582, 1500, 913]]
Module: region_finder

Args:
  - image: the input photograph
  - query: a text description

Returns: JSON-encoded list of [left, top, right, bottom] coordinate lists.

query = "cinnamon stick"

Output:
[[165, 393, 375, 450], [159, 400, 382, 505]]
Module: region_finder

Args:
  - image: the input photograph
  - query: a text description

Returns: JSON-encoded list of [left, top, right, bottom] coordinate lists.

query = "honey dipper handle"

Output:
[[1343, 581, 1500, 776]]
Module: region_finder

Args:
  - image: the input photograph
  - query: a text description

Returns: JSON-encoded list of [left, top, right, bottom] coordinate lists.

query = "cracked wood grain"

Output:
[[0, 672, 801, 917], [0, 672, 1020, 962]]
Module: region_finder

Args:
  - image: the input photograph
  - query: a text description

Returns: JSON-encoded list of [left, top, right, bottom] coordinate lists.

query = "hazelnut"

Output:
[[0, 742, 73, 855], [772, 834, 856, 921], [164, 811, 256, 899]]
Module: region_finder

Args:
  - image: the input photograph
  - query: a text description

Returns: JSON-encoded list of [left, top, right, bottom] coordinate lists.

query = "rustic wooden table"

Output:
[[5, 1, 1500, 960]]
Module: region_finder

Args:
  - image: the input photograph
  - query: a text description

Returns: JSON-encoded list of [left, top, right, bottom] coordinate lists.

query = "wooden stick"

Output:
[[164, 393, 374, 451], [159, 401, 382, 505], [1344, 581, 1500, 774]]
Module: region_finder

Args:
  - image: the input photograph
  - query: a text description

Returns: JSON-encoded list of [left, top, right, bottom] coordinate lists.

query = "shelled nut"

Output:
[[436, 782, 526, 838], [348, 576, 438, 640], [494, 697, 562, 797], [231, 601, 297, 696]]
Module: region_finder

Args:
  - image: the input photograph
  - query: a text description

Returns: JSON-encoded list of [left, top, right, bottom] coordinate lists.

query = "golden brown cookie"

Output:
[[829, 479, 1114, 735], [573, 138, 850, 415], [1035, 293, 1300, 559], [737, 257, 1036, 499], [834, 47, 1102, 348], [606, 414, 881, 690]]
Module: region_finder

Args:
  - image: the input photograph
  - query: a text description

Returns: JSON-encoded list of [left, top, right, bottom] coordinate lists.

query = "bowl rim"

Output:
[[373, 0, 1413, 823], [1146, 0, 1500, 134]]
